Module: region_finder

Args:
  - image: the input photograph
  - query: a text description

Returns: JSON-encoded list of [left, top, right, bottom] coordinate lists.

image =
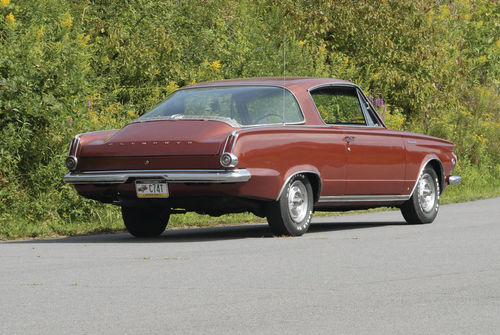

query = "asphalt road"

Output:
[[1, 198, 499, 335]]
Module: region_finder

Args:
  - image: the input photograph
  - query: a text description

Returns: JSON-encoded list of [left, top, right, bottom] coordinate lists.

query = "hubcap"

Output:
[[287, 180, 308, 223], [418, 173, 436, 213]]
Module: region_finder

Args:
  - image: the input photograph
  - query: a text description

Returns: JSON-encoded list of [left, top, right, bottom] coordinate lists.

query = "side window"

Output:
[[310, 86, 366, 125], [357, 91, 381, 127]]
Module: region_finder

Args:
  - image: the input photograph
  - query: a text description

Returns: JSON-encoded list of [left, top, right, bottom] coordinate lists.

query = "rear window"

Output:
[[141, 86, 304, 126]]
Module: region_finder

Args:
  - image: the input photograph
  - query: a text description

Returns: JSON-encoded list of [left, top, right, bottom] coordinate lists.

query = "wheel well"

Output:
[[303, 173, 322, 203], [427, 159, 444, 194]]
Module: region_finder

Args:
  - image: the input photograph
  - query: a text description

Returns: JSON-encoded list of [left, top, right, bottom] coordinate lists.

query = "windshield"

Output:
[[140, 86, 304, 126]]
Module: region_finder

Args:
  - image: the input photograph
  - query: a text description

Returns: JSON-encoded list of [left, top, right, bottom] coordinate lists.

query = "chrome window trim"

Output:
[[356, 88, 379, 127], [307, 83, 386, 128], [129, 115, 241, 128], [64, 169, 251, 185], [356, 88, 386, 127]]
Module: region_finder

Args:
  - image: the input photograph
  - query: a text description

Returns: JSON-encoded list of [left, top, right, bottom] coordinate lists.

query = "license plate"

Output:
[[135, 180, 169, 198]]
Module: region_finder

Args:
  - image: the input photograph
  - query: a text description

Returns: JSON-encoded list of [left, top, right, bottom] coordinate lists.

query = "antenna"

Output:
[[282, 34, 286, 125]]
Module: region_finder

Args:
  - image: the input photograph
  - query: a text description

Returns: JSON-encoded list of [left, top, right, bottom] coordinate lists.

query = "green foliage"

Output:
[[0, 0, 498, 239]]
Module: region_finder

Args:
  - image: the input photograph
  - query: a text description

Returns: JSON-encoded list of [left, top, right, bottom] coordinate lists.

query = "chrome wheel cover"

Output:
[[287, 180, 308, 223], [418, 172, 436, 213]]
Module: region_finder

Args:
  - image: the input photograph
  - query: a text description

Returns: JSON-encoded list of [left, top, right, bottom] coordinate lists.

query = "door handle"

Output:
[[345, 136, 355, 143]]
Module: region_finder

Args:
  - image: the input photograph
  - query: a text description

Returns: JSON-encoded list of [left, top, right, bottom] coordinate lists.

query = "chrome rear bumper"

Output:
[[64, 169, 251, 184], [448, 175, 461, 186]]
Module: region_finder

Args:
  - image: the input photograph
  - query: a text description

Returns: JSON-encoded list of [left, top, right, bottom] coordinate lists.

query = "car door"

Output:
[[310, 85, 405, 196], [308, 89, 347, 196]]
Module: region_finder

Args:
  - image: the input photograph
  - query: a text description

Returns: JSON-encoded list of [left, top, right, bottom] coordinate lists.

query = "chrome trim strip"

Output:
[[276, 171, 322, 201], [64, 169, 251, 185], [67, 135, 81, 156], [130, 115, 241, 128], [67, 130, 120, 156], [448, 175, 461, 186], [318, 195, 410, 203], [408, 158, 444, 197], [222, 134, 232, 153]]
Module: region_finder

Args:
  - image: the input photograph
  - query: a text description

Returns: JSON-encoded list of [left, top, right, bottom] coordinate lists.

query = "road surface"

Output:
[[1, 198, 499, 334]]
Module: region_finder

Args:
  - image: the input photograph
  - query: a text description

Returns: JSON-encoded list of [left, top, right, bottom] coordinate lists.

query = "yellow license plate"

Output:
[[135, 180, 169, 198]]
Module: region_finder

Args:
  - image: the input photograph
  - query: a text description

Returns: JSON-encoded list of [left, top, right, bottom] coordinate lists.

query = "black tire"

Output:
[[121, 206, 170, 237], [266, 174, 314, 236], [401, 167, 440, 224]]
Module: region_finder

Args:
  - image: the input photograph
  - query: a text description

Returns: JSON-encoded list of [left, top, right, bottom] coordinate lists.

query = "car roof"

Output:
[[183, 77, 355, 91]]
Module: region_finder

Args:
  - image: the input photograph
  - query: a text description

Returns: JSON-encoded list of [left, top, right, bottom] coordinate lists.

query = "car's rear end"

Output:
[[64, 119, 252, 207]]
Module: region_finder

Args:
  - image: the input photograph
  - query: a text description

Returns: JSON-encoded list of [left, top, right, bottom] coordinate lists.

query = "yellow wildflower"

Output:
[[165, 81, 178, 94], [191, 79, 197, 84], [343, 56, 349, 65], [210, 60, 221, 72], [81, 34, 90, 45], [440, 5, 450, 16], [464, 14, 471, 20], [298, 40, 305, 46], [61, 12, 72, 28], [36, 26, 44, 39], [5, 12, 15, 28], [127, 110, 136, 117], [478, 55, 487, 64], [0, 0, 10, 8], [319, 44, 326, 52], [438, 5, 450, 20]]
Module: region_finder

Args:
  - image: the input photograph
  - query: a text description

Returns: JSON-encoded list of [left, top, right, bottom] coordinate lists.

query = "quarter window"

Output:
[[310, 86, 366, 125]]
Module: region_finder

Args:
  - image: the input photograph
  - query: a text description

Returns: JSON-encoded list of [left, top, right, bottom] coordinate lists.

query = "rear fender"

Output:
[[277, 166, 322, 202]]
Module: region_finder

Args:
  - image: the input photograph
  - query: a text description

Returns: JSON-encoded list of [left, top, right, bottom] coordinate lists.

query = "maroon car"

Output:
[[64, 78, 461, 237]]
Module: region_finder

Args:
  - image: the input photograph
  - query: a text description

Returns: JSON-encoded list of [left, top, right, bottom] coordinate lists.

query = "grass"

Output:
[[1, 164, 498, 241]]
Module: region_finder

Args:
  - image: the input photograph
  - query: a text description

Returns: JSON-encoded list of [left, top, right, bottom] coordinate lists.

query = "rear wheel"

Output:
[[266, 174, 313, 236], [401, 167, 440, 224], [121, 206, 169, 237]]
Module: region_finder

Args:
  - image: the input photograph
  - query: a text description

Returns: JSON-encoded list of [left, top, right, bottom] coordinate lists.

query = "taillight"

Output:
[[220, 153, 239, 168], [66, 135, 81, 171], [221, 134, 238, 168]]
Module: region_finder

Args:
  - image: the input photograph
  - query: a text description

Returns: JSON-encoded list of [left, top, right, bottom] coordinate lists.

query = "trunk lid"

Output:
[[79, 120, 234, 157]]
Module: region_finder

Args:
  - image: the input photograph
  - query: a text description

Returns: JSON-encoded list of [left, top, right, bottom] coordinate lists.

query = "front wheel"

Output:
[[266, 174, 313, 236], [121, 206, 170, 237], [401, 167, 440, 224]]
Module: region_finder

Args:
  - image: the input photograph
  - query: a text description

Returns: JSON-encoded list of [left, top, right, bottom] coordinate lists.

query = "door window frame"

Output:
[[308, 83, 386, 128]]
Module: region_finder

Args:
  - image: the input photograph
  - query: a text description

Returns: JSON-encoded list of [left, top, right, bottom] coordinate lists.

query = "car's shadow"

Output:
[[7, 220, 406, 244]]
